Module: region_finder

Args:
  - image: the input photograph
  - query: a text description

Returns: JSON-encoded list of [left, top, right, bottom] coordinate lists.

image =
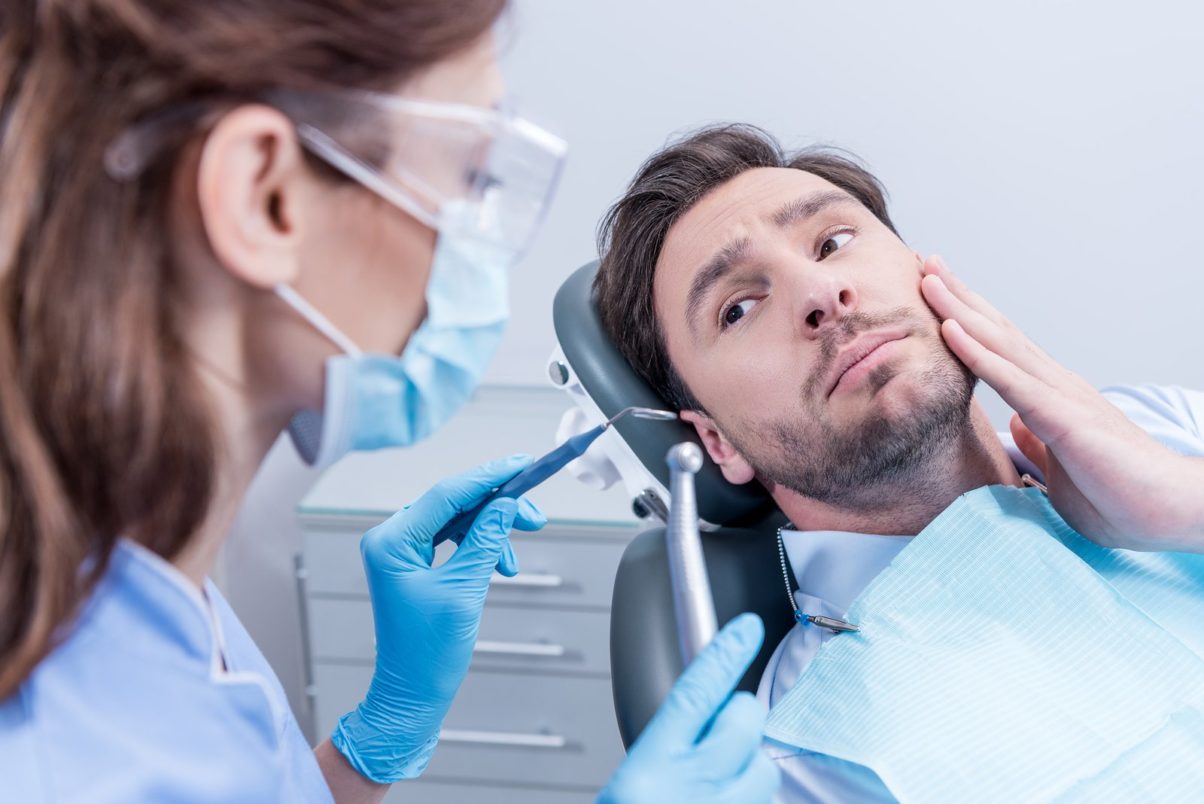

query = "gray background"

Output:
[[220, 0, 1204, 736]]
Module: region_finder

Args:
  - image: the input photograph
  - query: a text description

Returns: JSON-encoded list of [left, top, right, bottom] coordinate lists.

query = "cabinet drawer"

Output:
[[303, 524, 629, 609], [309, 598, 611, 675], [313, 664, 623, 788], [385, 779, 596, 804]]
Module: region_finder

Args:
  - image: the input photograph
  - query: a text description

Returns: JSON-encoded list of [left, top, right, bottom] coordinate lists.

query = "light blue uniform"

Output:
[[0, 540, 333, 803], [757, 384, 1204, 803]]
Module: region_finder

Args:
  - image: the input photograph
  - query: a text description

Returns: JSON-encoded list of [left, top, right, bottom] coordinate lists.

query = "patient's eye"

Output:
[[818, 230, 854, 260], [721, 298, 758, 329]]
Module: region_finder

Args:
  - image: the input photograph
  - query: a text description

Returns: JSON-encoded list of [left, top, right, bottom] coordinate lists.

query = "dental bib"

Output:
[[765, 485, 1204, 802]]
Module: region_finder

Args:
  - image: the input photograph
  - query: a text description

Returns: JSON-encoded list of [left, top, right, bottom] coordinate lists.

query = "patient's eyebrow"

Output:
[[771, 189, 857, 229], [686, 235, 751, 331]]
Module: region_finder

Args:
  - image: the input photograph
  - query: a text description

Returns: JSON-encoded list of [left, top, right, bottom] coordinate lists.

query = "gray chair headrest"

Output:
[[553, 260, 775, 527]]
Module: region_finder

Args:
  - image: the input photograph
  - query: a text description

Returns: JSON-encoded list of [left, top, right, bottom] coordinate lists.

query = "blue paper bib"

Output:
[[765, 485, 1204, 802]]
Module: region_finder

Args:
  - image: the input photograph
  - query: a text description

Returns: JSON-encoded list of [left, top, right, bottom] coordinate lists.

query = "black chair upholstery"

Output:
[[552, 260, 796, 748]]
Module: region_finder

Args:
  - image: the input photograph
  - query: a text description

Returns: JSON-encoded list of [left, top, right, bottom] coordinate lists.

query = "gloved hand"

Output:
[[331, 455, 546, 783], [598, 613, 781, 804]]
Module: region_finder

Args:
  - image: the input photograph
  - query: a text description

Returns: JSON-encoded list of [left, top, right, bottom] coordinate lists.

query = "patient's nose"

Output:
[[802, 274, 856, 336]]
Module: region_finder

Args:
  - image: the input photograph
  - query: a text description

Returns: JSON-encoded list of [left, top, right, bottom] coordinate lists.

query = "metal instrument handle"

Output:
[[665, 442, 719, 664], [490, 573, 564, 588], [473, 640, 567, 658], [439, 729, 568, 749]]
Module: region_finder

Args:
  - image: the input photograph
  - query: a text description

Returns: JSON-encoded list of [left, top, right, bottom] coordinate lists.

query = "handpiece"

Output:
[[665, 442, 718, 664], [435, 406, 677, 548]]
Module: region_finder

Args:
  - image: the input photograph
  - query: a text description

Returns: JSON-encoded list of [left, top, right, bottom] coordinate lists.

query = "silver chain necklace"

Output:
[[776, 524, 860, 634]]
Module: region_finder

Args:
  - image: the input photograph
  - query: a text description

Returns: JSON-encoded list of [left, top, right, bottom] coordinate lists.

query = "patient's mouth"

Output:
[[827, 333, 908, 397], [803, 308, 916, 400]]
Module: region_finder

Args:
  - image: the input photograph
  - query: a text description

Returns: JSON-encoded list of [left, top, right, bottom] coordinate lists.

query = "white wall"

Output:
[[493, 0, 1204, 420]]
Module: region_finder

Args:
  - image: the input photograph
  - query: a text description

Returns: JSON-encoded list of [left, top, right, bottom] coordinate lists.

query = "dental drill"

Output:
[[665, 442, 719, 664]]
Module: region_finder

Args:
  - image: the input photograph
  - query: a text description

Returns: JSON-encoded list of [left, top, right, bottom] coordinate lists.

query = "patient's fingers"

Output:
[[921, 272, 1000, 341], [1010, 414, 1050, 478], [922, 272, 1076, 395], [923, 256, 1102, 400], [922, 255, 1008, 327], [940, 319, 1068, 437], [922, 273, 1045, 379]]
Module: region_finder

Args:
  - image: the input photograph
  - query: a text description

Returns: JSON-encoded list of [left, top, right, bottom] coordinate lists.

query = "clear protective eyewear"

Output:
[[105, 88, 567, 258]]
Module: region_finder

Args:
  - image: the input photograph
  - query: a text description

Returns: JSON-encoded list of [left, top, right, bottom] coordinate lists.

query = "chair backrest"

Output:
[[550, 260, 795, 748]]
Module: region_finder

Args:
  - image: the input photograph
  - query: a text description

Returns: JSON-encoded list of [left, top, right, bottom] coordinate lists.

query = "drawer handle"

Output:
[[490, 573, 564, 588], [439, 728, 568, 749], [474, 640, 566, 658]]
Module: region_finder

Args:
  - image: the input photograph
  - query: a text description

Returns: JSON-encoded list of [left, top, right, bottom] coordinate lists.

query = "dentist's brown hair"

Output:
[[0, 0, 506, 699]]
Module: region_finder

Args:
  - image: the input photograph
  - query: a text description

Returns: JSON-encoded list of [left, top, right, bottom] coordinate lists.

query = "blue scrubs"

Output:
[[0, 540, 334, 803]]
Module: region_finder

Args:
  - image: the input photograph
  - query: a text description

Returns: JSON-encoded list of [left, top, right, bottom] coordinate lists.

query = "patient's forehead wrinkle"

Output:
[[770, 189, 856, 229], [685, 235, 751, 333]]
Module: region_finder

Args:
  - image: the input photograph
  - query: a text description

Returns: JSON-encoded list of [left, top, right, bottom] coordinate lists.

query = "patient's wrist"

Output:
[[1183, 456, 1204, 548], [1161, 455, 1204, 553]]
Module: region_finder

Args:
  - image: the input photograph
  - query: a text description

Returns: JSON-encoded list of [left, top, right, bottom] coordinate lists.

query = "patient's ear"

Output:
[[679, 410, 756, 485]]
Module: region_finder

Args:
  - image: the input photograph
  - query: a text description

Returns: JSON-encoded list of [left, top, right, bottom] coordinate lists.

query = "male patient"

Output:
[[592, 124, 1204, 801]]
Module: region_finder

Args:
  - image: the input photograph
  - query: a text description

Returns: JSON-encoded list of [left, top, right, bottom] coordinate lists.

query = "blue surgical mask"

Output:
[[265, 93, 563, 470], [278, 228, 511, 470]]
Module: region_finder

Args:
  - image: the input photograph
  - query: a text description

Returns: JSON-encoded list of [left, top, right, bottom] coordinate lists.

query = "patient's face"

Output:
[[655, 167, 974, 508]]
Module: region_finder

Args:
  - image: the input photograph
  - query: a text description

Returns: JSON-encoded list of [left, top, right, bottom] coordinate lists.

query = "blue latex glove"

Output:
[[598, 614, 781, 804], [331, 455, 547, 783]]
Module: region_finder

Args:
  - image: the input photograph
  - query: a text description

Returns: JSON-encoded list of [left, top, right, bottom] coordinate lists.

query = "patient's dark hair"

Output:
[[594, 124, 898, 412]]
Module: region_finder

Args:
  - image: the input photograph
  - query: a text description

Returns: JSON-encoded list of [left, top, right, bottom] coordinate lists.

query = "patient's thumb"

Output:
[[1010, 414, 1048, 477]]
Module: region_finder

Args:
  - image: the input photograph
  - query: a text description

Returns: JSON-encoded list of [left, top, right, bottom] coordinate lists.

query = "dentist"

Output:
[[0, 2, 778, 802]]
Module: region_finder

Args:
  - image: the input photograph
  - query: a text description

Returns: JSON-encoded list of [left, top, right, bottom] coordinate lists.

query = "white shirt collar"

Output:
[[781, 433, 1038, 613]]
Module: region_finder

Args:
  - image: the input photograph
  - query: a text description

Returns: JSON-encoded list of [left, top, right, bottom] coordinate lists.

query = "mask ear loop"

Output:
[[273, 284, 364, 358]]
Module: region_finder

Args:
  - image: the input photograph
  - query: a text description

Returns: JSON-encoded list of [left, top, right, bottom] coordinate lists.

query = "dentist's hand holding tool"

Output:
[[921, 255, 1204, 552], [332, 455, 546, 782]]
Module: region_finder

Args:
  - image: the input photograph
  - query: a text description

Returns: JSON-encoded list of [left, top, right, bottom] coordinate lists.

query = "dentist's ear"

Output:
[[679, 410, 757, 485], [196, 105, 307, 289]]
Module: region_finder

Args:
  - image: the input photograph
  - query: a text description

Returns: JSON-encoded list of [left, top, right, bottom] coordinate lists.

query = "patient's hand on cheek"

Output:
[[920, 254, 1204, 553]]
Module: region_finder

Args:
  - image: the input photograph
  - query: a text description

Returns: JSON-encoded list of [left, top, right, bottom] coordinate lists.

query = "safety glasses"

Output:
[[106, 88, 567, 258], [270, 88, 566, 258]]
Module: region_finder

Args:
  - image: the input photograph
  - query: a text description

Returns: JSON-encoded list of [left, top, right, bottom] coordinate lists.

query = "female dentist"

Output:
[[0, 1, 779, 802]]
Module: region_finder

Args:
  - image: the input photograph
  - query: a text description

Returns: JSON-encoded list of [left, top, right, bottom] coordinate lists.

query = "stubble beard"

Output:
[[721, 309, 977, 512]]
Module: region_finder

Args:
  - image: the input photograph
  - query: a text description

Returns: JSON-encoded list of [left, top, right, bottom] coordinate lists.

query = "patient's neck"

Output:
[[774, 401, 1021, 536]]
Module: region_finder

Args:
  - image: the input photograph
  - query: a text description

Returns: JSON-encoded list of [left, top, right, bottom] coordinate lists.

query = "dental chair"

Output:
[[549, 261, 797, 749]]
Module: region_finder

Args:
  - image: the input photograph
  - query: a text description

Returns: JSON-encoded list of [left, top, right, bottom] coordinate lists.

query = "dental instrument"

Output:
[[665, 442, 719, 664], [436, 406, 678, 547]]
